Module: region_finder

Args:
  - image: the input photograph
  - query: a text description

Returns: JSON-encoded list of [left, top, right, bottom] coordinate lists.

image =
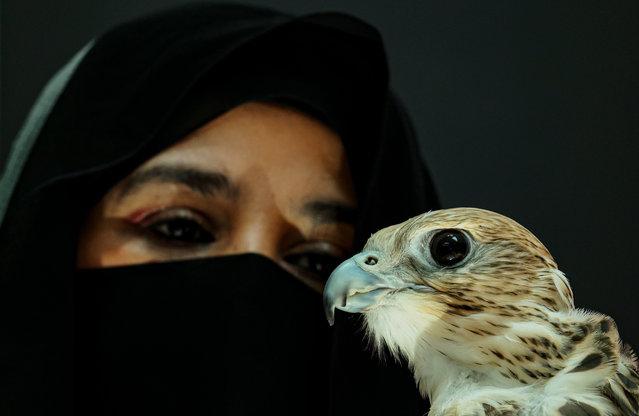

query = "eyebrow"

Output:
[[301, 200, 357, 225], [116, 164, 356, 225], [116, 165, 236, 200]]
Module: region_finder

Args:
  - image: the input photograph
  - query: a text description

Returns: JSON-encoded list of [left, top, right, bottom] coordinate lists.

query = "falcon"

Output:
[[324, 208, 638, 416]]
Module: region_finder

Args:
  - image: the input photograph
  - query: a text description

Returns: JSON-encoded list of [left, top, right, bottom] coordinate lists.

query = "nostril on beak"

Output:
[[364, 256, 378, 266]]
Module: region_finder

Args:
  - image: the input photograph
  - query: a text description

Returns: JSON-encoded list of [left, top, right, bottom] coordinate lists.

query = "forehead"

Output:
[[153, 102, 343, 165], [136, 101, 357, 203], [428, 209, 550, 258], [367, 208, 554, 263], [418, 208, 537, 243]]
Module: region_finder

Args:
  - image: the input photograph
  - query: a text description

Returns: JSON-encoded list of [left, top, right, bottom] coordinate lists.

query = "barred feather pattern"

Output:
[[359, 208, 638, 416]]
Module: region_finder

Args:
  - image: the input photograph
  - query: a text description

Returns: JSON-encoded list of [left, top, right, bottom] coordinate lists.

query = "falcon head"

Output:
[[324, 208, 574, 374], [324, 208, 639, 414]]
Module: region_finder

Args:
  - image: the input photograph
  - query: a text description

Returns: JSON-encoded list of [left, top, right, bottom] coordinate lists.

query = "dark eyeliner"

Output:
[[134, 207, 217, 245], [283, 246, 347, 280]]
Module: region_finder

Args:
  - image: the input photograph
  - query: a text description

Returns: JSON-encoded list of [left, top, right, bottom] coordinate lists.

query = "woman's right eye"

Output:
[[146, 217, 216, 244], [135, 208, 217, 245]]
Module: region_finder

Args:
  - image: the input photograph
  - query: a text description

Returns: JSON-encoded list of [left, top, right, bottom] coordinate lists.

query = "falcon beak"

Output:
[[323, 254, 392, 326]]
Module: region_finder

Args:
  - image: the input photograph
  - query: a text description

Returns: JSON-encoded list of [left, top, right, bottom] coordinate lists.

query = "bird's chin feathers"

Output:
[[364, 291, 443, 364], [363, 290, 452, 398]]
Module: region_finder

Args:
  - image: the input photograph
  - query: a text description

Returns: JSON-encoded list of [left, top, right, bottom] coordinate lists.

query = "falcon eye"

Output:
[[364, 256, 378, 265], [429, 229, 470, 267]]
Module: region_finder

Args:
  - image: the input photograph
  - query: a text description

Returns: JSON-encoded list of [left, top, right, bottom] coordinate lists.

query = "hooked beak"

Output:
[[323, 253, 393, 326]]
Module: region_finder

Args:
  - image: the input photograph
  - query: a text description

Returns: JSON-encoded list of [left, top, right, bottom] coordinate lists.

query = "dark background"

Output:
[[1, 1, 637, 347]]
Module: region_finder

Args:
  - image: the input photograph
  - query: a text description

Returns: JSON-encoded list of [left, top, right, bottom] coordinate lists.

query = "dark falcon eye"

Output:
[[430, 229, 470, 267]]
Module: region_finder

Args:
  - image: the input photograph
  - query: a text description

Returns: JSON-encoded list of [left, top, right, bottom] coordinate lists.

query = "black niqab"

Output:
[[74, 255, 332, 414], [0, 4, 438, 415]]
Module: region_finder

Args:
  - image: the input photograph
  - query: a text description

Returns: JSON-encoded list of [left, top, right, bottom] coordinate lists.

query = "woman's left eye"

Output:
[[283, 251, 344, 280]]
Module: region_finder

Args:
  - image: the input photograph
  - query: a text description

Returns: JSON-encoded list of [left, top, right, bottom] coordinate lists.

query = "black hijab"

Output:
[[0, 3, 438, 415]]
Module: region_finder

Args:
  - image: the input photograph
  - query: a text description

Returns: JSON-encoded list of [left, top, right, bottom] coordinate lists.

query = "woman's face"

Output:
[[77, 101, 357, 292]]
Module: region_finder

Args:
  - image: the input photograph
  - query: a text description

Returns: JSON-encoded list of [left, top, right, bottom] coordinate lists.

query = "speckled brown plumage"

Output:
[[324, 208, 638, 416]]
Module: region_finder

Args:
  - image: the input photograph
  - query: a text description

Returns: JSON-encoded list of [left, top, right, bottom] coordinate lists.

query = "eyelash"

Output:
[[283, 244, 348, 281], [135, 208, 348, 279], [137, 208, 217, 245]]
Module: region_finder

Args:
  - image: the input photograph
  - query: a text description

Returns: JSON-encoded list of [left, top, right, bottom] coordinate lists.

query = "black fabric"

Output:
[[74, 254, 331, 415], [0, 3, 438, 415]]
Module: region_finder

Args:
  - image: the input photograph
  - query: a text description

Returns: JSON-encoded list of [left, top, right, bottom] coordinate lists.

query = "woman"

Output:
[[0, 4, 438, 415]]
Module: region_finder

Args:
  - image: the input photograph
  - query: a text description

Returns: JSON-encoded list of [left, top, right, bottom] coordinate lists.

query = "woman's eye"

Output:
[[147, 218, 215, 243], [283, 251, 344, 280], [139, 208, 216, 244]]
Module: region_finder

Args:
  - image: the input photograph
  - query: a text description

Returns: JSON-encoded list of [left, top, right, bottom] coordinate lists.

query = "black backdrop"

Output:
[[1, 1, 637, 347]]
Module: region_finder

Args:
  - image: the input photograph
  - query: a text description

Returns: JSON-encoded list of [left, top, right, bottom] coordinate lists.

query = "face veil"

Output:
[[0, 4, 438, 415], [73, 255, 331, 414]]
